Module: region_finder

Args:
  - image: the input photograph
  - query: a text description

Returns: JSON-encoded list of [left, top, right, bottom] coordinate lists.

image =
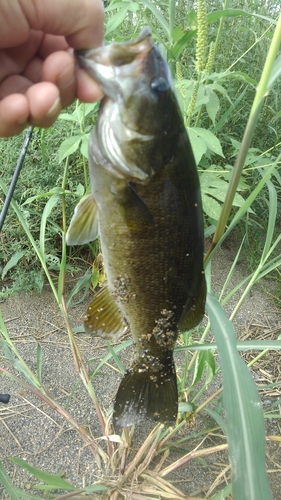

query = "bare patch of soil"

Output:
[[1, 239, 281, 498]]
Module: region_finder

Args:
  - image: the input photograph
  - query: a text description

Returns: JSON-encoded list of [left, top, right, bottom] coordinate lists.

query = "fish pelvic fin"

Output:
[[84, 284, 128, 341], [66, 193, 99, 245], [113, 354, 178, 428], [179, 272, 206, 332]]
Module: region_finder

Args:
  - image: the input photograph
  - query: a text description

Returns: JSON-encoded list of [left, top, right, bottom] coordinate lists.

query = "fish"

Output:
[[66, 27, 206, 428]]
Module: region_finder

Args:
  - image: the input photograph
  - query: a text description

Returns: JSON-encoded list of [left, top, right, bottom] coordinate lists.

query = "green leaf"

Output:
[[207, 71, 257, 86], [193, 350, 216, 386], [58, 135, 83, 163], [83, 102, 99, 117], [0, 337, 39, 389], [92, 339, 132, 377], [206, 88, 220, 125], [0, 461, 21, 500], [175, 340, 281, 352], [138, 0, 170, 39], [85, 483, 108, 493], [204, 407, 227, 436], [9, 458, 76, 491], [187, 128, 207, 165], [0, 179, 59, 303], [178, 402, 193, 413], [206, 294, 273, 500], [80, 133, 90, 159], [91, 266, 100, 289], [211, 482, 232, 499], [22, 187, 70, 206], [58, 113, 78, 123], [201, 193, 222, 221], [1, 251, 25, 280], [171, 30, 196, 59], [207, 9, 249, 24], [66, 268, 92, 307], [172, 26, 185, 42], [39, 195, 60, 262], [176, 340, 281, 353], [105, 4, 129, 36], [45, 254, 61, 271], [191, 128, 224, 157], [106, 341, 126, 376], [75, 183, 85, 197], [200, 176, 246, 209]]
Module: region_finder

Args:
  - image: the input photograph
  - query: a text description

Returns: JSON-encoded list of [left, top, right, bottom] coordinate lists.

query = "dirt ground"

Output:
[[0, 238, 281, 499]]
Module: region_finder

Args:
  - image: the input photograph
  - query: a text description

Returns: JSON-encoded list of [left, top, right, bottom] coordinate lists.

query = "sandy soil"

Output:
[[0, 237, 280, 499]]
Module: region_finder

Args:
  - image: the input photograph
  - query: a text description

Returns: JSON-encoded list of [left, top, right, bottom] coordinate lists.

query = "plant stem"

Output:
[[169, 0, 175, 42], [213, 0, 231, 62], [205, 12, 281, 260], [60, 297, 109, 441], [0, 367, 102, 462], [160, 442, 228, 477]]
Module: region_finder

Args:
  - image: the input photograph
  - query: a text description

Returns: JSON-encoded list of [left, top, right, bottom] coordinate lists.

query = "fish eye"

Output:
[[151, 76, 169, 97]]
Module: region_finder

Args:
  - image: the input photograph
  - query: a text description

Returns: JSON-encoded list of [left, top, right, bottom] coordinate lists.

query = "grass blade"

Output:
[[39, 194, 60, 263], [175, 340, 281, 352], [206, 294, 273, 500], [138, 0, 170, 38], [0, 178, 59, 302], [36, 343, 43, 384], [9, 458, 75, 491], [1, 251, 25, 280], [91, 339, 132, 377], [0, 461, 21, 500], [106, 341, 126, 376]]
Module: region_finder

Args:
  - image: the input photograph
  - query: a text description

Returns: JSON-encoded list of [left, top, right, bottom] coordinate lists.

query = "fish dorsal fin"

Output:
[[66, 194, 99, 245], [178, 273, 206, 332], [84, 284, 128, 341], [117, 183, 154, 231]]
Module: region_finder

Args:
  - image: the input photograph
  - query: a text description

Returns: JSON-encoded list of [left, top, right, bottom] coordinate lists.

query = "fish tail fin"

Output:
[[113, 355, 178, 428]]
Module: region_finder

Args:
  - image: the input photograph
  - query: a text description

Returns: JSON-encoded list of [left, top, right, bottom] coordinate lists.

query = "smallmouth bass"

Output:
[[67, 28, 206, 427]]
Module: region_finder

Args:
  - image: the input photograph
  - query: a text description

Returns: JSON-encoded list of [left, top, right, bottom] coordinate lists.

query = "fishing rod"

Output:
[[0, 126, 34, 232], [0, 394, 10, 404], [0, 126, 34, 406]]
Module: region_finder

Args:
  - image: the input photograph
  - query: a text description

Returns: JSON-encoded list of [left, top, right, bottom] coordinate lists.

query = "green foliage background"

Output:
[[1, 0, 280, 296]]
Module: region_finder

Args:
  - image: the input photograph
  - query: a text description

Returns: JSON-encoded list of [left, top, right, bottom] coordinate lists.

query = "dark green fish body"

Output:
[[67, 28, 206, 427]]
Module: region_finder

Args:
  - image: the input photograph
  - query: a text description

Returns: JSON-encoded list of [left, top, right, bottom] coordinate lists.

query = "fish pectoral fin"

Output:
[[113, 355, 178, 428], [84, 284, 128, 341], [66, 194, 99, 246], [117, 183, 154, 231], [178, 273, 206, 332]]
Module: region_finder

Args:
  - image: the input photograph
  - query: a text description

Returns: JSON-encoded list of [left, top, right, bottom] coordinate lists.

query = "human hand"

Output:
[[0, 0, 104, 137]]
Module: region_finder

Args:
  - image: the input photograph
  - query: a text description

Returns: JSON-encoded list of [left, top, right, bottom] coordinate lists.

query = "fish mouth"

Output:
[[75, 27, 153, 94]]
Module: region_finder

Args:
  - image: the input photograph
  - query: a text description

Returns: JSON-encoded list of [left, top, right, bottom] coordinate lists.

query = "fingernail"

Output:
[[58, 63, 75, 90], [46, 97, 61, 118]]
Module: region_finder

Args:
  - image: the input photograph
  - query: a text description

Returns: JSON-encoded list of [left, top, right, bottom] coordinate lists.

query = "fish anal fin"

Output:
[[179, 273, 206, 332], [113, 356, 178, 428], [84, 284, 128, 341], [66, 194, 99, 246]]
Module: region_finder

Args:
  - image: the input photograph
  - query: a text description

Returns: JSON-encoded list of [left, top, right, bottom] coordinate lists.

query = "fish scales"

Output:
[[67, 27, 206, 427]]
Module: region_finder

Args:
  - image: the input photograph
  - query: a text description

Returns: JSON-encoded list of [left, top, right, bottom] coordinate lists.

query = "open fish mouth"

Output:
[[75, 27, 153, 94]]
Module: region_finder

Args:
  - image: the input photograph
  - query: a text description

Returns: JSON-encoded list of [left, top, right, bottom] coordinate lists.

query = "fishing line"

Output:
[[0, 126, 34, 232]]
